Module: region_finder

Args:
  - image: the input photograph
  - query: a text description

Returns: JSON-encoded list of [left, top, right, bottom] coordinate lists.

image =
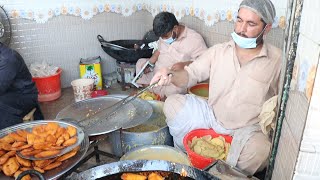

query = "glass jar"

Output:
[[105, 76, 113, 88], [111, 72, 118, 84]]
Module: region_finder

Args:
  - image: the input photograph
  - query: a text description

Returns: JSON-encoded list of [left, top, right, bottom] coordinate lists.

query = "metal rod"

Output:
[[94, 145, 100, 163], [131, 61, 154, 88], [103, 80, 159, 121]]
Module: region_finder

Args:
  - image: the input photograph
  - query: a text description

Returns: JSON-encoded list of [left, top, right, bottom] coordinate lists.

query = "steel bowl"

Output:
[[120, 145, 190, 166]]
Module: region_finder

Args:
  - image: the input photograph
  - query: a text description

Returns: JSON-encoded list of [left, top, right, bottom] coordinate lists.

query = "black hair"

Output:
[[153, 12, 179, 37]]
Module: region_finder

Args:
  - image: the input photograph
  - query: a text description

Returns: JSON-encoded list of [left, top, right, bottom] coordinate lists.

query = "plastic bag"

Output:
[[30, 61, 59, 77]]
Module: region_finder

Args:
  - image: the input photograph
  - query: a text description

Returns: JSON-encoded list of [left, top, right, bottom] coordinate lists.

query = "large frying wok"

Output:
[[67, 160, 220, 179], [97, 34, 155, 63]]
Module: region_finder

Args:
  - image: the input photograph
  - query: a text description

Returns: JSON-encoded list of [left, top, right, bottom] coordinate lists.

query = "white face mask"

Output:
[[231, 25, 267, 49], [161, 31, 176, 45]]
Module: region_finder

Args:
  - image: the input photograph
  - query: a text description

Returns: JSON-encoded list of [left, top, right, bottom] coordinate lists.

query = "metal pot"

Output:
[[67, 160, 219, 180], [109, 101, 173, 157]]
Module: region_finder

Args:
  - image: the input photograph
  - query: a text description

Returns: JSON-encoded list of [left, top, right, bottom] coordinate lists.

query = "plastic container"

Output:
[[71, 78, 94, 102], [188, 83, 209, 100], [183, 129, 232, 169], [32, 68, 62, 102], [91, 90, 108, 98]]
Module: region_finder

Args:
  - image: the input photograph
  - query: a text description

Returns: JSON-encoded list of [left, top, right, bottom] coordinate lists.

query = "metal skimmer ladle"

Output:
[[77, 81, 159, 130], [103, 81, 159, 120]]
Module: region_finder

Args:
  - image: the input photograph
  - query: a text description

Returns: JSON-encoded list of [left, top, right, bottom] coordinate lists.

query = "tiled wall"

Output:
[[272, 0, 320, 179], [8, 11, 284, 88], [9, 11, 153, 88], [272, 118, 300, 180], [292, 0, 320, 179]]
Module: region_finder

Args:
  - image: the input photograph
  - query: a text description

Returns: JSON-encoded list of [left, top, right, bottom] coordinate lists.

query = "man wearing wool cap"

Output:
[[150, 0, 282, 175]]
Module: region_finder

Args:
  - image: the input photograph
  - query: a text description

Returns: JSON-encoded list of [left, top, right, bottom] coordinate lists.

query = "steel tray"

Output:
[[0, 120, 89, 180], [0, 120, 85, 160], [56, 94, 153, 136]]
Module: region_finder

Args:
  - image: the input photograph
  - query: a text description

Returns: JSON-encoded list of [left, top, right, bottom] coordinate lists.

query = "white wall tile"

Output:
[[299, 0, 320, 44], [7, 11, 284, 88], [292, 1, 320, 177], [272, 119, 299, 179], [294, 39, 320, 178]]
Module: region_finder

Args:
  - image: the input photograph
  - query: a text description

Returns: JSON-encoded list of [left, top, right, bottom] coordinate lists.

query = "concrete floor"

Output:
[[39, 83, 135, 178]]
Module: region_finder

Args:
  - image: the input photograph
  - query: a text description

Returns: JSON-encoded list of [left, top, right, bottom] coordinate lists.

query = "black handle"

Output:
[[97, 36, 130, 50], [97, 35, 106, 44], [16, 170, 45, 180]]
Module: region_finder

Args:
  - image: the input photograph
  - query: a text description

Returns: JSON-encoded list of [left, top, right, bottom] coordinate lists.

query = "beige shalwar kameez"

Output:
[[163, 40, 282, 174], [135, 26, 207, 97]]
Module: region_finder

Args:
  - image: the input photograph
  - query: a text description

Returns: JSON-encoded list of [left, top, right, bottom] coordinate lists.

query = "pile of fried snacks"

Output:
[[121, 172, 165, 180], [188, 135, 230, 160], [0, 122, 80, 179], [121, 170, 188, 180], [138, 91, 158, 100]]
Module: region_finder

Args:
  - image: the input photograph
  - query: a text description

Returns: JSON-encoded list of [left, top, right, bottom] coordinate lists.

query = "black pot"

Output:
[[68, 160, 220, 180]]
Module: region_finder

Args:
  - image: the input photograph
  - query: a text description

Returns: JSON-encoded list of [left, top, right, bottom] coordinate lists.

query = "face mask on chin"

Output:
[[231, 25, 267, 49], [162, 31, 176, 45]]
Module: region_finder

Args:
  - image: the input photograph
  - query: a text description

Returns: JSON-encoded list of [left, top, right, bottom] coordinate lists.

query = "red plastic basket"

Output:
[[183, 129, 232, 169], [32, 68, 62, 102]]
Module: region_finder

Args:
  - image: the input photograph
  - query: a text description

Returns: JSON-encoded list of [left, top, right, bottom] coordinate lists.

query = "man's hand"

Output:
[[141, 61, 154, 74], [142, 50, 159, 74], [143, 66, 152, 74], [150, 68, 172, 87], [171, 61, 192, 71]]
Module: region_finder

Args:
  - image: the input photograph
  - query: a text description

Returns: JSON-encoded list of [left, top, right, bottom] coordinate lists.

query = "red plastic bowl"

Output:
[[183, 129, 232, 169], [188, 83, 209, 99], [91, 90, 108, 98]]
